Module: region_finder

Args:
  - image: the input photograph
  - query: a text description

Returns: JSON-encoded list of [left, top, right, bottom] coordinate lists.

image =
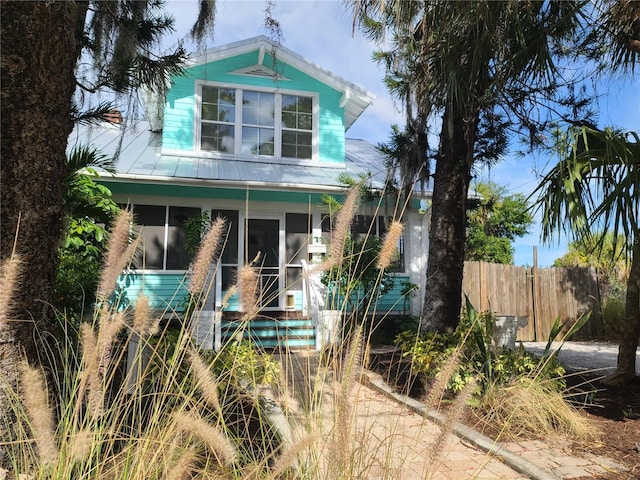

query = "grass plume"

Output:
[[188, 348, 221, 412], [315, 187, 359, 274], [0, 255, 21, 328], [19, 361, 58, 466], [329, 323, 364, 478], [238, 264, 259, 318], [173, 410, 238, 467], [166, 446, 197, 480], [96, 209, 134, 302], [69, 430, 93, 463], [132, 294, 159, 336], [426, 380, 475, 470], [377, 220, 403, 270], [189, 217, 226, 295]]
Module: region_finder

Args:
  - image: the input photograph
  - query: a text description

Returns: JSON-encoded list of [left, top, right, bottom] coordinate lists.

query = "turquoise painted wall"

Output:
[[115, 272, 189, 312], [163, 50, 345, 163], [324, 275, 412, 315], [113, 272, 408, 316]]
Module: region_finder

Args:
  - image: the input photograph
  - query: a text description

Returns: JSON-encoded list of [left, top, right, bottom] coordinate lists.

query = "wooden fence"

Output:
[[462, 261, 602, 341]]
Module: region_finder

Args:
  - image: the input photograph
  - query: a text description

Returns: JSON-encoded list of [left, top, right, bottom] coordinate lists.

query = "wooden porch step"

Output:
[[221, 316, 316, 349]]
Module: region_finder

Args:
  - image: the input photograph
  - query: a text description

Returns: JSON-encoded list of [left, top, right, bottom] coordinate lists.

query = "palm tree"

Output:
[[352, 0, 591, 333], [1, 0, 214, 360], [534, 125, 640, 382], [0, 1, 216, 466]]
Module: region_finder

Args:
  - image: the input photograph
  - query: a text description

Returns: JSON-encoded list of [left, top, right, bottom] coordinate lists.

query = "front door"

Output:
[[247, 218, 280, 309]]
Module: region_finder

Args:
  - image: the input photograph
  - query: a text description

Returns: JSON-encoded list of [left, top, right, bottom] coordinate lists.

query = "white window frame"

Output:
[[195, 81, 319, 161]]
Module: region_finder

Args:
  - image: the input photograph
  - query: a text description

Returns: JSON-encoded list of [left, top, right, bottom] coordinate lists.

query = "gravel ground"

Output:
[[522, 341, 640, 375]]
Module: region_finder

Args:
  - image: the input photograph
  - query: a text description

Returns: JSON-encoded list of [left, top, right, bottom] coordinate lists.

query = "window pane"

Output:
[[286, 213, 309, 264], [297, 146, 312, 159], [299, 96, 312, 113], [202, 86, 218, 103], [166, 206, 201, 270], [298, 132, 312, 146], [218, 105, 234, 122], [202, 124, 234, 153], [282, 112, 297, 129], [298, 113, 312, 130], [201, 86, 236, 152], [242, 127, 274, 156], [282, 95, 297, 112], [282, 144, 296, 158], [242, 91, 274, 127], [221, 266, 237, 291], [282, 130, 296, 144], [351, 215, 373, 242], [212, 210, 238, 264], [282, 131, 312, 159], [280, 95, 313, 131], [202, 87, 235, 120], [286, 267, 302, 289], [135, 205, 165, 270], [202, 104, 218, 121], [242, 127, 258, 154]]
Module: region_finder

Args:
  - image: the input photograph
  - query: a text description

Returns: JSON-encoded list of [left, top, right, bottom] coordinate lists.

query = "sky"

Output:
[[162, 0, 640, 267]]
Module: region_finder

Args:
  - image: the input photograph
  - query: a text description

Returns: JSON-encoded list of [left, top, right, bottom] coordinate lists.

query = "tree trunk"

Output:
[[0, 1, 88, 466], [612, 236, 640, 382], [420, 104, 477, 333]]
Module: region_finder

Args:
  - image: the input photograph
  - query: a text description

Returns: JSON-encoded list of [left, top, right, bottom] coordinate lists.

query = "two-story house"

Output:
[[70, 36, 431, 350]]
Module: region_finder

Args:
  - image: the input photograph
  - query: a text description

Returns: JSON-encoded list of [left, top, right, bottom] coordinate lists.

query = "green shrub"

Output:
[[601, 293, 626, 340], [394, 302, 568, 397], [55, 248, 102, 319]]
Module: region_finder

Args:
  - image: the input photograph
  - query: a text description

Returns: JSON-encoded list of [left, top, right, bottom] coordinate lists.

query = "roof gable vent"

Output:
[[229, 64, 290, 81]]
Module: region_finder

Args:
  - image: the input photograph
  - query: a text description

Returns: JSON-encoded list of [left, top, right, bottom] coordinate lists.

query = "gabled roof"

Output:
[[188, 36, 375, 130]]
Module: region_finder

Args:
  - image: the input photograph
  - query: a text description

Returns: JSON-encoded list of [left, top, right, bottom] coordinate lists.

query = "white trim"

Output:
[[188, 36, 375, 104], [195, 80, 319, 161], [339, 90, 351, 108], [242, 213, 284, 311], [258, 45, 265, 65]]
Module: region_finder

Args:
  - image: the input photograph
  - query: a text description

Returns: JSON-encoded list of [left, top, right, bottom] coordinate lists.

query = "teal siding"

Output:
[[115, 272, 189, 313], [221, 290, 239, 311], [163, 80, 196, 151], [373, 276, 413, 314], [162, 50, 345, 163], [325, 275, 412, 316], [103, 181, 327, 204]]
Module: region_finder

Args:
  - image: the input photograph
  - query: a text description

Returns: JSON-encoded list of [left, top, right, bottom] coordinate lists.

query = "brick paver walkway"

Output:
[[272, 351, 630, 480]]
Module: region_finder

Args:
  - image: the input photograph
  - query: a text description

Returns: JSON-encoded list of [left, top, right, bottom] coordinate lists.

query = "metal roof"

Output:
[[68, 121, 428, 195]]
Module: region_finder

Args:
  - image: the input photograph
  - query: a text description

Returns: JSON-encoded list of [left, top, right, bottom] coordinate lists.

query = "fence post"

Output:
[[479, 261, 488, 311], [532, 246, 540, 341]]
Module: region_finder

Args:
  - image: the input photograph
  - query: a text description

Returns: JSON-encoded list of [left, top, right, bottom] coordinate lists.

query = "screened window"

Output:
[[134, 205, 201, 270], [199, 84, 315, 159], [321, 214, 405, 273], [285, 213, 310, 289]]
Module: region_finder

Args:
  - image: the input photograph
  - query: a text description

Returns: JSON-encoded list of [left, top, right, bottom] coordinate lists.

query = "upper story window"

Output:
[[198, 83, 316, 160]]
